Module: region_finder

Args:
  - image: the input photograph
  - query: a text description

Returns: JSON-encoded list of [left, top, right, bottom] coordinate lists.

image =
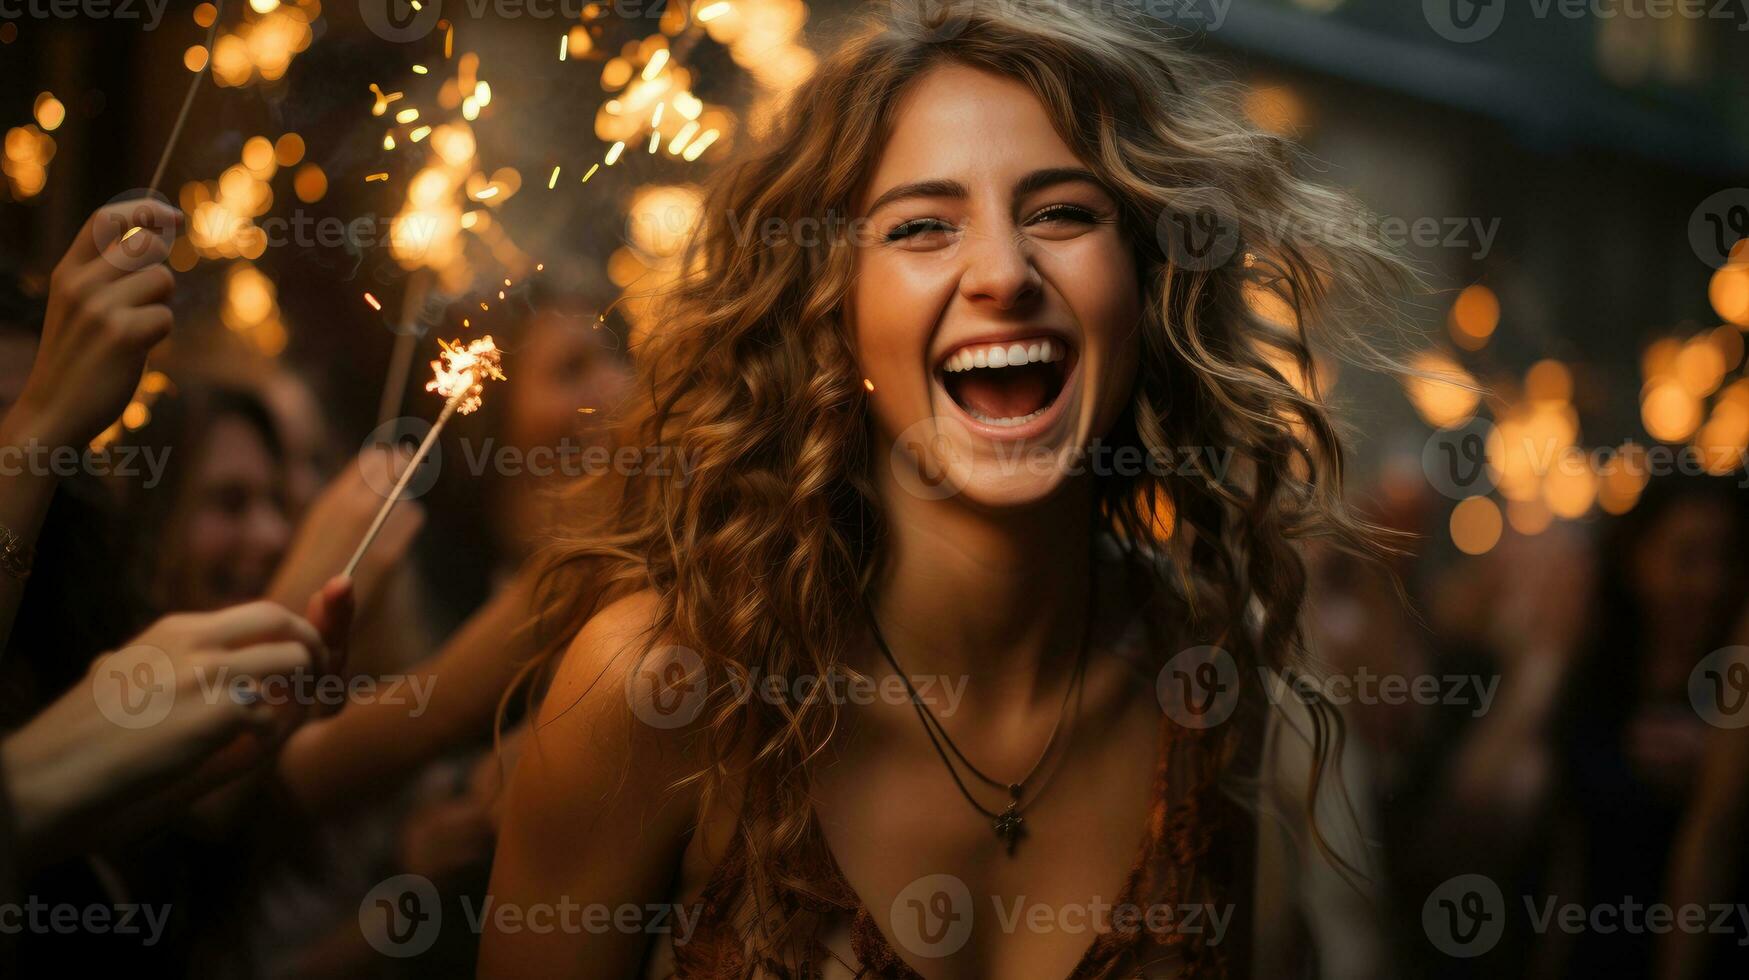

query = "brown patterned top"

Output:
[[667, 705, 1259, 980]]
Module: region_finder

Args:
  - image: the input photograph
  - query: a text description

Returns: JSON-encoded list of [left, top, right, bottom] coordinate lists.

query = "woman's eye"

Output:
[[885, 218, 955, 243], [1027, 204, 1099, 226]]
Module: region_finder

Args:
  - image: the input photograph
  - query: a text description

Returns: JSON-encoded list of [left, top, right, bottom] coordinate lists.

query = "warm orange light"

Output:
[[1642, 380, 1702, 442], [1710, 263, 1749, 327], [293, 163, 327, 202], [1450, 284, 1500, 345], [32, 93, 65, 132], [1451, 496, 1503, 556], [274, 132, 305, 167]]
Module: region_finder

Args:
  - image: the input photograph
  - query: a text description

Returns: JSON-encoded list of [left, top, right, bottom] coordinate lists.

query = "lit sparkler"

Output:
[[342, 336, 505, 578]]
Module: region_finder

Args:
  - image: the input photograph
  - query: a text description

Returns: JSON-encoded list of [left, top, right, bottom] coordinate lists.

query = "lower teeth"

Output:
[[967, 407, 1046, 427]]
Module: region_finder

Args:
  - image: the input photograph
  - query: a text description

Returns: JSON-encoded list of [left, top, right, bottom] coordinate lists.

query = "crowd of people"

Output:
[[0, 197, 629, 975], [0, 194, 1743, 978]]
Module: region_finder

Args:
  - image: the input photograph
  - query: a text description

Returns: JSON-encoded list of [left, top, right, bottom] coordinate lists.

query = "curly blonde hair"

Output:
[[515, 0, 1414, 972]]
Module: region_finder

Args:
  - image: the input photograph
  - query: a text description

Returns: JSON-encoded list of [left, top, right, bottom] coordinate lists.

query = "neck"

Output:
[[867, 470, 1098, 708]]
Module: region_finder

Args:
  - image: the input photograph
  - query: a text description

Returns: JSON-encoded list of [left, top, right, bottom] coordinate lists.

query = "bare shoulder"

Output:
[[536, 590, 664, 726], [504, 589, 707, 843], [529, 589, 706, 776], [485, 590, 706, 976]]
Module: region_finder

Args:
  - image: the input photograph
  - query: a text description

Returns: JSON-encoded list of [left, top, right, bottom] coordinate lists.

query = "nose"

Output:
[[957, 224, 1041, 312], [246, 498, 292, 567]]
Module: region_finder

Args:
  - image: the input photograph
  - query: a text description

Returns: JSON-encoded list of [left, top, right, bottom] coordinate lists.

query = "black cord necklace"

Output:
[[863, 563, 1096, 856]]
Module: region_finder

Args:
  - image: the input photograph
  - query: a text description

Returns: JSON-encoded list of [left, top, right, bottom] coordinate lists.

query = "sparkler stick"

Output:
[[147, 0, 224, 199], [376, 269, 432, 426], [344, 336, 504, 578], [342, 385, 464, 579]]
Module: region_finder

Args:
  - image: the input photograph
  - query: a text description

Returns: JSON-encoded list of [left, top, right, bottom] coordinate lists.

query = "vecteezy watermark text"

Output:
[[358, 874, 701, 958], [1424, 873, 1749, 958], [0, 897, 172, 945], [627, 644, 969, 729], [208, 667, 436, 718], [0, 440, 170, 487], [457, 438, 701, 485], [887, 872, 1233, 959], [92, 647, 437, 730], [1156, 648, 1500, 731], [0, 0, 169, 30]]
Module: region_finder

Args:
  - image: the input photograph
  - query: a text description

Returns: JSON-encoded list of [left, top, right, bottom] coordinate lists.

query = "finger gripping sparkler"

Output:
[[342, 336, 505, 579]]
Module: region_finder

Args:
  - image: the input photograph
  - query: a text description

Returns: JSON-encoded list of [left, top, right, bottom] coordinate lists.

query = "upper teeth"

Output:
[[941, 339, 1064, 373]]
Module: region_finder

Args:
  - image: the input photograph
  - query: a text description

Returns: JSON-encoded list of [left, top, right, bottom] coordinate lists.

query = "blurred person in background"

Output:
[[267, 293, 634, 820], [420, 296, 633, 622], [227, 297, 631, 976], [111, 380, 294, 616], [493, 304, 633, 554], [259, 366, 343, 524], [0, 581, 351, 975], [0, 199, 360, 973], [0, 201, 184, 970], [1557, 475, 1749, 979], [1661, 640, 1749, 980], [1396, 473, 1749, 979]]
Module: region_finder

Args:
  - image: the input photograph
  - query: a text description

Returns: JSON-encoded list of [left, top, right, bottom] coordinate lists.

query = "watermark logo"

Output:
[[626, 644, 708, 729], [626, 658, 968, 725], [1156, 645, 1240, 729], [357, 878, 704, 953], [1427, 0, 1749, 45], [1424, 0, 1505, 42], [95, 188, 176, 274], [1156, 187, 1241, 272], [91, 644, 176, 729], [360, 874, 442, 957], [1424, 873, 1506, 957], [360, 0, 444, 42], [890, 874, 975, 958], [889, 415, 975, 501], [1690, 646, 1749, 729], [1423, 419, 1497, 500], [1425, 432, 1749, 499], [1424, 873, 1749, 958], [1688, 189, 1749, 269], [359, 417, 443, 503]]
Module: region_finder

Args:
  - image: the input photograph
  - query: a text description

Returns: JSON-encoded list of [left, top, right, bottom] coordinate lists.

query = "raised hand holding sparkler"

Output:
[[342, 336, 505, 579]]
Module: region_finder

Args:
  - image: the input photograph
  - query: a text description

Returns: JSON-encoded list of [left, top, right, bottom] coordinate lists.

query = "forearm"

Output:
[[0, 404, 69, 654], [1658, 729, 1749, 980], [1658, 815, 1735, 980], [278, 578, 537, 814], [0, 696, 169, 860]]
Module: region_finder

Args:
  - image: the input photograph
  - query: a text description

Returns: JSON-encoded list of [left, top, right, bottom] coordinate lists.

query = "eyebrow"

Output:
[[864, 167, 1104, 216]]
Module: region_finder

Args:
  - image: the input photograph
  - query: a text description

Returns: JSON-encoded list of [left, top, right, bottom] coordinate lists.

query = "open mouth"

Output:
[[936, 336, 1076, 428]]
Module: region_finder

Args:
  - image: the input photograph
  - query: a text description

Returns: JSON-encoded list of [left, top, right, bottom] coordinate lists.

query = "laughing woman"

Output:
[[483, 3, 1409, 977]]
